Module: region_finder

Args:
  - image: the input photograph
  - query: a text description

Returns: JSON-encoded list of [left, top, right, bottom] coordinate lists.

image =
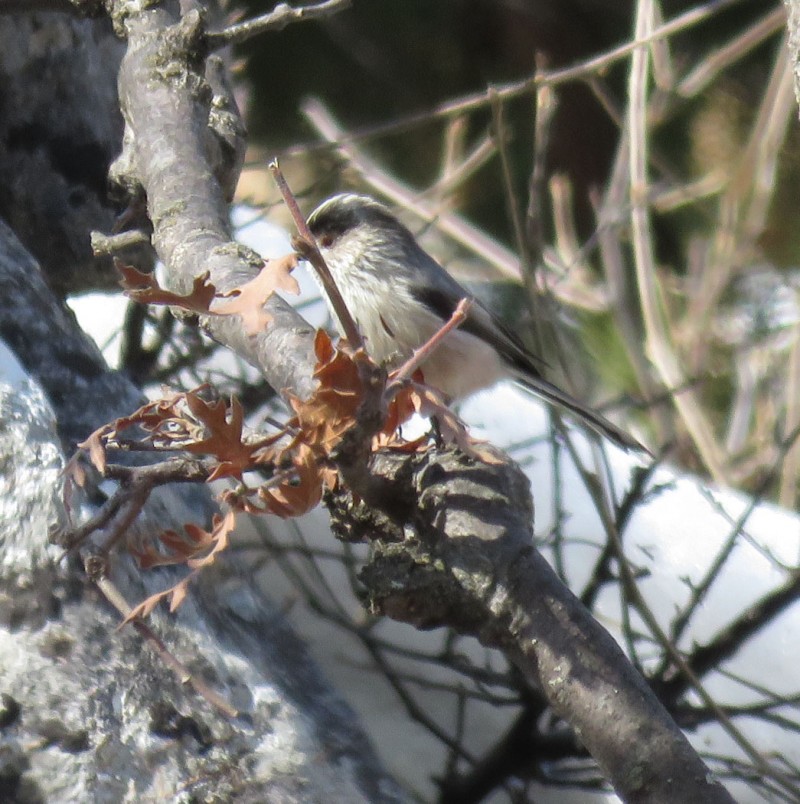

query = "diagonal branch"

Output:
[[356, 448, 734, 803], [112, 4, 319, 402]]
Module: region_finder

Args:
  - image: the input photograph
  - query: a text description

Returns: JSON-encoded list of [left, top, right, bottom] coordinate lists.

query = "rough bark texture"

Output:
[[112, 1, 318, 400], [347, 450, 732, 804], [0, 218, 406, 803], [0, 7, 404, 802], [0, 10, 151, 294]]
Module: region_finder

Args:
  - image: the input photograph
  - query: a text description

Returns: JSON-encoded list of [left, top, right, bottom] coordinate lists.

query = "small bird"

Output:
[[307, 193, 641, 451]]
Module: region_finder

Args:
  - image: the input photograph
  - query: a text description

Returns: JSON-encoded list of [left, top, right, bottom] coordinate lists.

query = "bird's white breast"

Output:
[[317, 230, 507, 398]]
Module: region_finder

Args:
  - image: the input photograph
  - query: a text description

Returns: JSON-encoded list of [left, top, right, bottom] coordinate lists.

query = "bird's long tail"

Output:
[[514, 373, 645, 452]]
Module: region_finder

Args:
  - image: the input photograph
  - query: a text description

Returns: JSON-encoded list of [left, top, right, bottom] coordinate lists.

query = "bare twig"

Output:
[[677, 6, 786, 98], [648, 0, 676, 92], [594, 148, 678, 442], [301, 97, 522, 280], [387, 297, 472, 386], [667, 426, 800, 654], [689, 41, 794, 372], [91, 229, 151, 256], [424, 131, 496, 203], [207, 0, 351, 49], [282, 0, 747, 159], [59, 456, 217, 553], [269, 160, 363, 349], [91, 569, 239, 718], [489, 91, 530, 271], [561, 430, 799, 800], [304, 98, 624, 316], [628, 0, 727, 479], [525, 65, 557, 272]]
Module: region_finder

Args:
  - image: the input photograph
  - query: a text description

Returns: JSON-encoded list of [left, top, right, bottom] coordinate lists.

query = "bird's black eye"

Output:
[[319, 234, 334, 248]]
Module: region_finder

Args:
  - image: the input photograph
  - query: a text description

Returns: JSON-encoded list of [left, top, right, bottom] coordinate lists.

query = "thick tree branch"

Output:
[[111, 2, 318, 400], [348, 449, 733, 803]]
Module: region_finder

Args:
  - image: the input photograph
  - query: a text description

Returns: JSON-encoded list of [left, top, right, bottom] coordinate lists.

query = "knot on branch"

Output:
[[333, 446, 536, 634], [162, 8, 208, 69]]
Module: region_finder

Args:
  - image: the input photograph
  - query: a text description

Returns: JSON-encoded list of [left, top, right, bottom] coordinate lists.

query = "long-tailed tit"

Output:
[[307, 193, 641, 451]]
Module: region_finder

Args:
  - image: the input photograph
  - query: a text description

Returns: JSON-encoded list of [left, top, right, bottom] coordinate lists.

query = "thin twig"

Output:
[[628, 0, 727, 479], [282, 0, 747, 157], [91, 570, 239, 718], [689, 40, 794, 369], [269, 160, 364, 349], [95, 483, 152, 556], [489, 90, 530, 269], [648, 0, 675, 92], [207, 0, 351, 49], [91, 229, 152, 256], [424, 132, 496, 203], [665, 423, 800, 655], [60, 457, 216, 554], [594, 146, 673, 441], [388, 297, 472, 386], [301, 98, 522, 281], [489, 88, 548, 360], [677, 6, 786, 98], [560, 421, 800, 800], [525, 60, 557, 272]]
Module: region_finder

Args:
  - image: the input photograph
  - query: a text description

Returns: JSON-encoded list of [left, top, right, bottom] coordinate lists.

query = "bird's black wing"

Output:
[[411, 260, 644, 451], [411, 268, 549, 379]]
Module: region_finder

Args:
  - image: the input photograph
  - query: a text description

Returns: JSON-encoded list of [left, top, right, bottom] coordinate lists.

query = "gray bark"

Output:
[[0, 218, 405, 803], [0, 11, 152, 295], [0, 8, 404, 803]]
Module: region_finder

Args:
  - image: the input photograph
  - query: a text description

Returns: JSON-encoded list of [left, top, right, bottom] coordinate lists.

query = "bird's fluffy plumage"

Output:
[[307, 193, 641, 451]]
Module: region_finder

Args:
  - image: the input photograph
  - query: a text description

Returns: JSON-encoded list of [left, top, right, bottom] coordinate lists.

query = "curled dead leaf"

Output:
[[116, 260, 216, 314], [212, 254, 300, 335]]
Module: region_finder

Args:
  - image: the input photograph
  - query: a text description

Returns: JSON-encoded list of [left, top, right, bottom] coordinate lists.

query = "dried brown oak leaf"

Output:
[[124, 511, 236, 622], [121, 577, 192, 623], [371, 366, 500, 463], [62, 453, 89, 520], [76, 392, 196, 466], [73, 389, 261, 482], [225, 332, 368, 517], [212, 254, 300, 335], [287, 329, 365, 451], [111, 389, 193, 436], [258, 442, 325, 517], [64, 395, 189, 510], [181, 393, 259, 481], [117, 254, 299, 336], [77, 429, 108, 475], [117, 261, 216, 313]]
